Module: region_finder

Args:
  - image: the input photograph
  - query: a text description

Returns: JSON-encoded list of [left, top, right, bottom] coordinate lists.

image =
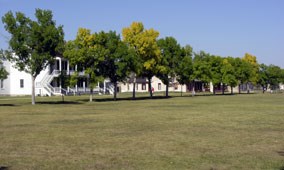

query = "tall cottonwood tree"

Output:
[[64, 28, 105, 102], [175, 45, 193, 96], [192, 51, 211, 94], [258, 64, 283, 92], [122, 22, 162, 98], [2, 9, 64, 105], [97, 31, 135, 101], [209, 55, 223, 95], [221, 57, 238, 94], [0, 56, 8, 80], [234, 57, 252, 94], [157, 36, 181, 97], [242, 53, 259, 93]]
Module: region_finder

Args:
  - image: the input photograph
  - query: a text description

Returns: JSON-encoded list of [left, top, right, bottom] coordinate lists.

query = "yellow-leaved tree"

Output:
[[242, 53, 259, 93], [122, 22, 162, 98]]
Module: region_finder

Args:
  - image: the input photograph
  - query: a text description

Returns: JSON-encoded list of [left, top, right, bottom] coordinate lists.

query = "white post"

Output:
[[59, 58, 62, 72], [67, 60, 69, 75], [83, 81, 86, 92]]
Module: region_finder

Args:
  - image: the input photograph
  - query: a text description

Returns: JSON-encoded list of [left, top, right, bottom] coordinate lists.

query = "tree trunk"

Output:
[[148, 77, 152, 98], [192, 81, 195, 96], [262, 86, 265, 93], [238, 84, 241, 94], [181, 85, 183, 97], [114, 82, 117, 101], [166, 84, 169, 98], [31, 75, 36, 105], [222, 83, 225, 95], [231, 86, 233, 95], [132, 75, 136, 100], [89, 88, 93, 102], [246, 83, 250, 94]]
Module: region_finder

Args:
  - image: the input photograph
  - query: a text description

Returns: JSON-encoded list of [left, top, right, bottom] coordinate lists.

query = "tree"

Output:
[[242, 53, 259, 93], [234, 57, 252, 94], [122, 22, 162, 98], [157, 36, 181, 97], [221, 57, 238, 94], [64, 28, 105, 102], [258, 64, 269, 93], [2, 9, 64, 105], [0, 56, 8, 80], [192, 51, 211, 94], [175, 45, 193, 96], [281, 69, 284, 84], [97, 31, 135, 100], [209, 55, 223, 95], [259, 64, 283, 91], [122, 22, 143, 99]]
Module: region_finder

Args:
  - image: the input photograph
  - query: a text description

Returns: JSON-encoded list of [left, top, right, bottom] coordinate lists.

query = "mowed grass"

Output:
[[0, 93, 284, 170]]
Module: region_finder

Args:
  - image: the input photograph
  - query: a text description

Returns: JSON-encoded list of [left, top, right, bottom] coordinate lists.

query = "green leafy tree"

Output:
[[122, 22, 162, 98], [234, 57, 252, 94], [209, 55, 223, 95], [192, 51, 211, 94], [265, 64, 283, 90], [2, 9, 64, 105], [281, 69, 284, 84], [175, 45, 193, 96], [0, 57, 8, 80], [64, 28, 105, 102], [258, 64, 269, 93], [122, 22, 144, 99], [98, 31, 135, 100], [221, 57, 238, 94], [242, 53, 259, 93], [157, 36, 181, 97]]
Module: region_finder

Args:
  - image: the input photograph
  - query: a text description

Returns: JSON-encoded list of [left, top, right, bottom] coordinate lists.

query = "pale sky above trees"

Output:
[[0, 0, 283, 67]]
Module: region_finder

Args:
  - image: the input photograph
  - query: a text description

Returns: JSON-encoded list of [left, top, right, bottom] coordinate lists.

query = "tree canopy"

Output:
[[221, 57, 238, 94], [0, 56, 8, 80], [157, 36, 182, 97], [2, 9, 64, 104], [175, 45, 193, 95], [64, 28, 105, 102], [97, 31, 135, 100], [122, 22, 162, 98], [258, 64, 283, 92]]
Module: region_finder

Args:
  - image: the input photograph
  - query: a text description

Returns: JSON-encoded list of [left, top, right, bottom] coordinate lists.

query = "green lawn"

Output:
[[0, 93, 284, 170]]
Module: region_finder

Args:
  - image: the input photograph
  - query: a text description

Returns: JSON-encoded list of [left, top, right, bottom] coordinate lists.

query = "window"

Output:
[[0, 79, 3, 89], [158, 83, 161, 90], [20, 79, 24, 88], [142, 83, 146, 90]]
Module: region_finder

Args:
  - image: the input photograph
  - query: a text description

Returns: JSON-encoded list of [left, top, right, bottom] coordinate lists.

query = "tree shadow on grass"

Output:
[[277, 150, 284, 156], [277, 150, 284, 170], [0, 166, 9, 170], [37, 101, 81, 105], [77, 96, 173, 102], [0, 104, 16, 106]]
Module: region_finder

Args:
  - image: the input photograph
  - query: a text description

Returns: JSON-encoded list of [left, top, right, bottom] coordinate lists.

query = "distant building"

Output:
[[0, 57, 108, 96]]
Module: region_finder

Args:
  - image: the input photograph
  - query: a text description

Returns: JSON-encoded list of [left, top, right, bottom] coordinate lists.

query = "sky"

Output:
[[0, 0, 283, 67]]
